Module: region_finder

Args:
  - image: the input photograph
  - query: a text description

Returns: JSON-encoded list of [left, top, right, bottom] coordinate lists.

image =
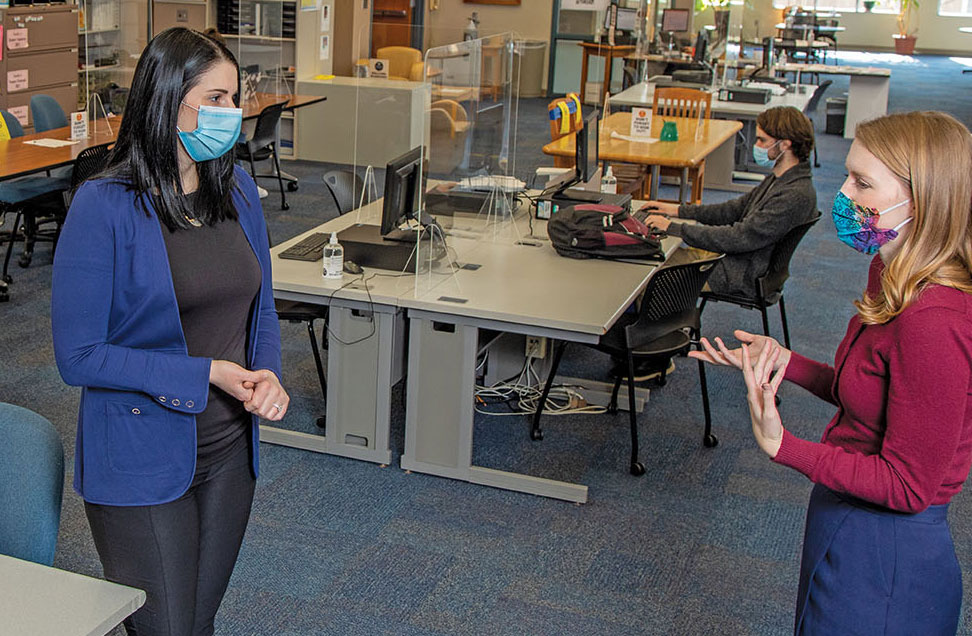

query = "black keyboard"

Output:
[[278, 232, 329, 261]]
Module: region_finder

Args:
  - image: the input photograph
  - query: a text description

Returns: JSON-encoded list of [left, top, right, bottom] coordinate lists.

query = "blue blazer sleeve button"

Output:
[[158, 396, 166, 403], [186, 400, 194, 408], [171, 399, 181, 406]]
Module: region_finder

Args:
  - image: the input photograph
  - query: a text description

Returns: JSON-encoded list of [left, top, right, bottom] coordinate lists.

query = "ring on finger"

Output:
[[272, 403, 283, 412]]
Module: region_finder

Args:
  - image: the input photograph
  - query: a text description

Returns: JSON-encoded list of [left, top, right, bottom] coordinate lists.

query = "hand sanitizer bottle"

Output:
[[323, 232, 343, 279], [601, 165, 618, 194]]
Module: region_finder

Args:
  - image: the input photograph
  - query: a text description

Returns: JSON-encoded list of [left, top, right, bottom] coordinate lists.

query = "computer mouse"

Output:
[[343, 261, 363, 275]]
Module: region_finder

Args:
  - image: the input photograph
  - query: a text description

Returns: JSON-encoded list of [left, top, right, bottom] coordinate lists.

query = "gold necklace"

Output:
[[184, 214, 203, 228]]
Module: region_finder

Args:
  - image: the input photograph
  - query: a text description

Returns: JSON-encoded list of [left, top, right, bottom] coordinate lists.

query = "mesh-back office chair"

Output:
[[532, 252, 725, 476], [62, 143, 113, 208], [0, 403, 64, 566], [652, 87, 711, 204], [699, 216, 819, 350], [802, 80, 832, 168], [322, 170, 365, 213], [29, 95, 69, 133], [236, 101, 292, 210]]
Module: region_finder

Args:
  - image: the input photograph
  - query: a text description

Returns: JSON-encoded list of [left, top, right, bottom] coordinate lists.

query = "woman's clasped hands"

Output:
[[689, 330, 789, 458], [209, 359, 290, 421]]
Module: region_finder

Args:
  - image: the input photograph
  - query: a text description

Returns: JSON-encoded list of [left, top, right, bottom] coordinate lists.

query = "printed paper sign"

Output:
[[0, 27, 4, 61], [561, 0, 609, 10], [7, 69, 28, 92], [320, 2, 332, 31], [630, 107, 653, 138], [71, 111, 89, 141], [300, 0, 318, 11], [8, 105, 28, 127], [6, 27, 28, 50], [369, 58, 389, 79], [319, 34, 330, 60]]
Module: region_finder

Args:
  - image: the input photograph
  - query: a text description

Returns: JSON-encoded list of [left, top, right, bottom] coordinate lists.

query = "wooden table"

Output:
[[542, 112, 742, 202], [578, 42, 637, 106], [0, 554, 145, 636], [0, 124, 118, 182], [243, 92, 327, 119], [0, 92, 326, 182]]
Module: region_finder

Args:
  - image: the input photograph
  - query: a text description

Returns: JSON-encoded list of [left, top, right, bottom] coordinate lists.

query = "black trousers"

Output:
[[84, 444, 256, 636]]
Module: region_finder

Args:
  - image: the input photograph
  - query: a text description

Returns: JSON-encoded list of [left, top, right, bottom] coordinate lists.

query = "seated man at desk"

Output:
[[643, 105, 817, 297]]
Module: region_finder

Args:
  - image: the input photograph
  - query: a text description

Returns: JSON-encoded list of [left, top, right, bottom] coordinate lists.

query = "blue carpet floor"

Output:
[[2, 52, 971, 635]]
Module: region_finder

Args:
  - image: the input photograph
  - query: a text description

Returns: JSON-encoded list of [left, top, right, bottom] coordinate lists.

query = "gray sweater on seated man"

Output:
[[666, 161, 817, 298]]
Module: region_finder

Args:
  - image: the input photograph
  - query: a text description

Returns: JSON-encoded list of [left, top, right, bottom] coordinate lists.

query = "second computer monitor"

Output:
[[661, 8, 690, 33], [606, 7, 638, 32], [575, 110, 600, 186], [380, 146, 423, 240], [692, 29, 709, 64]]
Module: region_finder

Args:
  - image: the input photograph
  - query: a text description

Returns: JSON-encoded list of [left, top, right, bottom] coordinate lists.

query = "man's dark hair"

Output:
[[757, 106, 815, 163]]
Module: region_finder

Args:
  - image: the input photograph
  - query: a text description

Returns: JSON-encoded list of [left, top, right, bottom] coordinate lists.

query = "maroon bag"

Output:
[[547, 204, 665, 261]]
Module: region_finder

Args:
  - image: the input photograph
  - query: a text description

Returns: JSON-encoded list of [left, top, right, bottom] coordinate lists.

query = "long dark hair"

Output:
[[102, 27, 242, 230]]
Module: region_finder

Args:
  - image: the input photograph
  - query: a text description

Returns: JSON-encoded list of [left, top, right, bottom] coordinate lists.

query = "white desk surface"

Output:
[[272, 200, 682, 337], [775, 62, 891, 77], [609, 81, 813, 116], [0, 554, 145, 636]]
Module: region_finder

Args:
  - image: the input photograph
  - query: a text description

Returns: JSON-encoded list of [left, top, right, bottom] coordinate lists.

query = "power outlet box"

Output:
[[525, 336, 547, 359]]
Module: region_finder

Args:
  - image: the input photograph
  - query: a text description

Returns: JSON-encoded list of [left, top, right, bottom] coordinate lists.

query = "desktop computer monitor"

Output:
[[607, 7, 638, 32], [692, 30, 709, 64], [381, 146, 423, 242], [575, 110, 599, 186], [661, 8, 690, 33]]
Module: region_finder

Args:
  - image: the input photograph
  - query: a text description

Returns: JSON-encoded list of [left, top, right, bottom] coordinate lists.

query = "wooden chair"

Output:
[[375, 46, 425, 81], [428, 100, 471, 175], [652, 87, 712, 204]]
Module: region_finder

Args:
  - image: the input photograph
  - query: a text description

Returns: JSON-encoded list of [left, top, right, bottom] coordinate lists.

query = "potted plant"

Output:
[[695, 0, 731, 56], [863, 0, 876, 11], [894, 0, 918, 54]]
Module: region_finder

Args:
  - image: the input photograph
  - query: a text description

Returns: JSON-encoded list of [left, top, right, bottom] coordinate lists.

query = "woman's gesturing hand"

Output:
[[741, 342, 787, 458], [243, 369, 289, 421], [689, 329, 791, 373]]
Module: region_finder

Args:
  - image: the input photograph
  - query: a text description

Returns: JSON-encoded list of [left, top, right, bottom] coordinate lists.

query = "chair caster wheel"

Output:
[[775, 395, 782, 406], [287, 182, 299, 192], [530, 429, 543, 441], [606, 405, 618, 415], [703, 434, 719, 448], [630, 462, 645, 476], [2, 275, 12, 283], [18, 256, 31, 269], [315, 417, 326, 430], [654, 376, 667, 388], [281, 203, 290, 211]]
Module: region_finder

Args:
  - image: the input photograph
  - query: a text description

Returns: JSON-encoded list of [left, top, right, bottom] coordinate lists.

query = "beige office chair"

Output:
[[652, 87, 711, 204], [428, 100, 470, 175], [375, 46, 425, 81]]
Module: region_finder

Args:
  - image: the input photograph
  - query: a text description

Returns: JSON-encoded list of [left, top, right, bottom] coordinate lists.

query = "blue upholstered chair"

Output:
[[0, 108, 73, 288], [29, 94, 69, 133], [0, 403, 65, 566]]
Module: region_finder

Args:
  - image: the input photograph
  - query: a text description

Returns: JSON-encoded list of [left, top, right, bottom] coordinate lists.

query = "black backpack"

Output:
[[547, 204, 665, 261]]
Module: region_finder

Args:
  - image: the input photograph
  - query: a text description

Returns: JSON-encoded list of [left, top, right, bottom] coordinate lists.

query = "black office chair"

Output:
[[699, 216, 819, 350], [532, 251, 725, 476], [322, 170, 366, 215], [1, 143, 113, 285], [236, 101, 292, 210], [802, 80, 832, 168]]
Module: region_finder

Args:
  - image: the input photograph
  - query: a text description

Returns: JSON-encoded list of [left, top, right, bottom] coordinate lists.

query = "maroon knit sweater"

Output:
[[774, 256, 972, 513]]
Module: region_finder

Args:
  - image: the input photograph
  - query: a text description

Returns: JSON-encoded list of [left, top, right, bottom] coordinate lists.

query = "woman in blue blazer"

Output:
[[52, 28, 288, 636]]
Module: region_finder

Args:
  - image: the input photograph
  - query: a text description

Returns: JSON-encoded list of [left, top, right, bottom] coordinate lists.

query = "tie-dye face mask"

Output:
[[831, 191, 912, 255]]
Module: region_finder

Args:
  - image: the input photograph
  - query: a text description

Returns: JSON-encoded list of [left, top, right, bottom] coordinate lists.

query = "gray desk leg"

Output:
[[260, 303, 401, 465], [648, 165, 660, 200], [401, 316, 589, 503]]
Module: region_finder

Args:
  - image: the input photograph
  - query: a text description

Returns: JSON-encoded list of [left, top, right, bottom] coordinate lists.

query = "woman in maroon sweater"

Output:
[[694, 111, 972, 635]]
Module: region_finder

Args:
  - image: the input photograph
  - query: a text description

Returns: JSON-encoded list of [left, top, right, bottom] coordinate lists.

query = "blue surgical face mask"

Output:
[[177, 102, 242, 162], [753, 139, 783, 168]]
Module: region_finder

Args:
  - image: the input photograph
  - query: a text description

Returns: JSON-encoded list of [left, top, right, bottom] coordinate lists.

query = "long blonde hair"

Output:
[[853, 111, 972, 324]]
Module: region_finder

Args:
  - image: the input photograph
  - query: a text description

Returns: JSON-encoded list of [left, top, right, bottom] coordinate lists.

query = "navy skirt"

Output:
[[795, 484, 962, 635]]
